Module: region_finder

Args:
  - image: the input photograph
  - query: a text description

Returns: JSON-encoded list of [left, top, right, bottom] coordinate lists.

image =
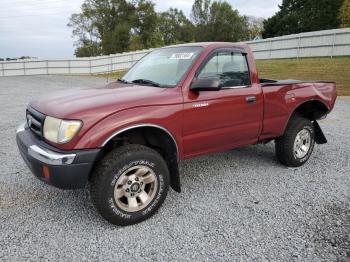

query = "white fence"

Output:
[[0, 49, 150, 77], [1, 28, 350, 77], [247, 28, 350, 59]]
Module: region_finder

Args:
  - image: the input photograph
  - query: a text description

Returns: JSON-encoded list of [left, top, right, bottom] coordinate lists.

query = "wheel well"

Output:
[[96, 126, 181, 192], [293, 100, 329, 120]]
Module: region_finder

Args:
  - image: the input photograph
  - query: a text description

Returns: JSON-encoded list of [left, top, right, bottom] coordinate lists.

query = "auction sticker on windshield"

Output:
[[170, 53, 194, 60]]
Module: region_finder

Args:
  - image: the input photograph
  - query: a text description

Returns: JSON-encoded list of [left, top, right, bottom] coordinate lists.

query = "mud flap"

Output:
[[169, 161, 181, 193], [313, 121, 327, 144]]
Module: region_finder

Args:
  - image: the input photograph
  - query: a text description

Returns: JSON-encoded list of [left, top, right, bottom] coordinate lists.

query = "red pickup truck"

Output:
[[16, 43, 337, 225]]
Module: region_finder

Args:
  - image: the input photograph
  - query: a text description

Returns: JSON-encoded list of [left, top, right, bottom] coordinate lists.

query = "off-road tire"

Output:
[[275, 115, 315, 167], [90, 144, 170, 226]]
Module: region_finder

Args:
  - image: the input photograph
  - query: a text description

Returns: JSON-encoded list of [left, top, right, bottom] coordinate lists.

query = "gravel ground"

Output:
[[0, 75, 349, 261]]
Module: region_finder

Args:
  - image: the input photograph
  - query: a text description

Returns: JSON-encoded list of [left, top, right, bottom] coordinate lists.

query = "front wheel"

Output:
[[90, 144, 170, 226], [275, 115, 315, 167]]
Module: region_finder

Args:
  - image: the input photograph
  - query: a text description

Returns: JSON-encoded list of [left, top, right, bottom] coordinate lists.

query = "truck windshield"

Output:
[[122, 46, 203, 87]]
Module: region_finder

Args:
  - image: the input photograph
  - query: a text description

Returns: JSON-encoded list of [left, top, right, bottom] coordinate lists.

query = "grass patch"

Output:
[[256, 57, 350, 96], [94, 70, 126, 79], [96, 57, 350, 96]]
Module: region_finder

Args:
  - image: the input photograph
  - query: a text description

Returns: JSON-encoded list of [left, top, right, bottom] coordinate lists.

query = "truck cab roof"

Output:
[[165, 42, 249, 50]]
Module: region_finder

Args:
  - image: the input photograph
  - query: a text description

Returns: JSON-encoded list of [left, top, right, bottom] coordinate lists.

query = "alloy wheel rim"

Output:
[[293, 129, 311, 159], [114, 165, 158, 212]]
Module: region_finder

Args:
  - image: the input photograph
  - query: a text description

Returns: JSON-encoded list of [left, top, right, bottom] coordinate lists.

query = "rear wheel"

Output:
[[275, 115, 315, 167], [90, 144, 169, 226]]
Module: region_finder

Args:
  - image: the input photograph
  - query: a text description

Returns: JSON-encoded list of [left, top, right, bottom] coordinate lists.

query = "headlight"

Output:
[[43, 116, 82, 144]]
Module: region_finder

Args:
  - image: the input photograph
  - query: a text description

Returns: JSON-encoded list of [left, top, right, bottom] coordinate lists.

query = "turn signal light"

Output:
[[42, 166, 50, 180]]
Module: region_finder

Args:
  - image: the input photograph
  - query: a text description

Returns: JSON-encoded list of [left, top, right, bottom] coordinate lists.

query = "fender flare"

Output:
[[101, 123, 182, 193], [282, 99, 330, 135]]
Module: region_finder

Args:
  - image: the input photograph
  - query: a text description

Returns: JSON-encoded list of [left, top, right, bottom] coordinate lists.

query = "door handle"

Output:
[[246, 96, 256, 104]]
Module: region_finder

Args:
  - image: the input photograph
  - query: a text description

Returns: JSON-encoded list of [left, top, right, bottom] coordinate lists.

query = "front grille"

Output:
[[26, 107, 45, 138]]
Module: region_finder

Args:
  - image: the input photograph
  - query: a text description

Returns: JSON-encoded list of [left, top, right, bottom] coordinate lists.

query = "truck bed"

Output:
[[259, 78, 337, 141]]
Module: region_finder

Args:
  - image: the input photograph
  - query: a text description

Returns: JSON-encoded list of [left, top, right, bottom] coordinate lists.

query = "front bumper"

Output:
[[16, 122, 100, 189]]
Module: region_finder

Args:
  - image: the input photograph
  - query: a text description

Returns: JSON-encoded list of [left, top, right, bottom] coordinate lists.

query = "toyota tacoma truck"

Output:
[[16, 43, 337, 225]]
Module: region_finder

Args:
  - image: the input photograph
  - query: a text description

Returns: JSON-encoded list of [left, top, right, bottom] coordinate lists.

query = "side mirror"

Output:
[[190, 76, 222, 92]]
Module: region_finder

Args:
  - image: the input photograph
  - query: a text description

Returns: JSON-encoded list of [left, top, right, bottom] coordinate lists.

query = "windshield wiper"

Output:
[[117, 78, 129, 84], [131, 79, 161, 87]]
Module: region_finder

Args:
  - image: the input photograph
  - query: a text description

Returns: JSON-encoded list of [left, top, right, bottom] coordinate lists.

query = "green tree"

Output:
[[340, 0, 350, 27], [247, 16, 264, 40], [158, 8, 194, 45], [134, 0, 162, 49], [68, 0, 252, 56], [69, 0, 164, 55], [191, 0, 249, 42], [208, 1, 249, 42], [74, 40, 101, 57], [191, 0, 212, 41], [68, 0, 136, 56], [263, 0, 343, 38], [68, 13, 101, 57], [97, 0, 136, 54]]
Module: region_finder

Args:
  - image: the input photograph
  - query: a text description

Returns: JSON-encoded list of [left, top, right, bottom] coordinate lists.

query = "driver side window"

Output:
[[198, 51, 251, 88]]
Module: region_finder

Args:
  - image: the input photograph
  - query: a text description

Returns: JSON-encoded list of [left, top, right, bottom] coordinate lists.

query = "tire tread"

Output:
[[90, 144, 169, 225], [275, 115, 314, 167]]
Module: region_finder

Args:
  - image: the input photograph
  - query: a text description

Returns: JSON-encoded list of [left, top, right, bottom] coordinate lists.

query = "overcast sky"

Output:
[[0, 0, 282, 59]]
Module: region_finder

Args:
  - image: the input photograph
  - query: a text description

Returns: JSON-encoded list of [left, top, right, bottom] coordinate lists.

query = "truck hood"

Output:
[[30, 82, 181, 121]]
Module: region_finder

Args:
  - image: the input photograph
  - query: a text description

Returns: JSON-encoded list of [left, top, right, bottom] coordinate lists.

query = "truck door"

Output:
[[182, 49, 263, 157]]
